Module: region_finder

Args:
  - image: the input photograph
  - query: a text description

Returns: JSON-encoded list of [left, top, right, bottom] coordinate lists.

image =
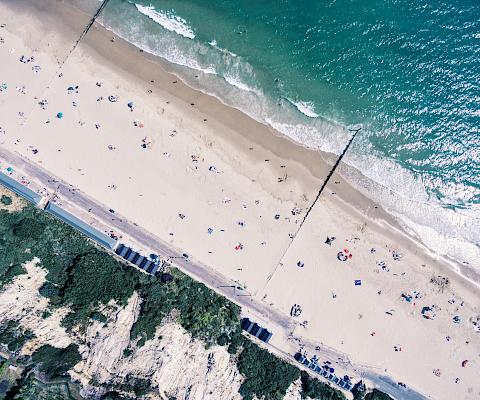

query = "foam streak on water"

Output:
[[134, 3, 195, 39]]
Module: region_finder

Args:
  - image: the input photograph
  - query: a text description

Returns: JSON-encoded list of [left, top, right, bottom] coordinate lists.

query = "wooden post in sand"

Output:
[[259, 127, 361, 295], [300, 127, 361, 228]]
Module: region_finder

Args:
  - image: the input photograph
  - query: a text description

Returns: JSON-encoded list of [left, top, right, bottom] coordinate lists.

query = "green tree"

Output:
[[12, 218, 45, 240], [300, 371, 345, 400], [32, 344, 81, 379], [365, 389, 393, 400], [0, 320, 35, 354], [237, 341, 300, 400]]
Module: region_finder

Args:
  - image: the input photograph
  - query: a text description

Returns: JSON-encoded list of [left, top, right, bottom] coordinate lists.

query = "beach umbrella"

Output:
[[462, 360, 468, 367], [127, 101, 134, 109], [56, 112, 63, 119]]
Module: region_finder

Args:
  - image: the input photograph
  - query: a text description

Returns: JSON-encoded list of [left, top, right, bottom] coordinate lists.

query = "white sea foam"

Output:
[[157, 45, 217, 75], [104, 18, 216, 76], [263, 114, 480, 271], [99, 12, 480, 277], [224, 74, 259, 95], [340, 151, 480, 270], [135, 4, 195, 39], [287, 99, 319, 118], [208, 40, 238, 57]]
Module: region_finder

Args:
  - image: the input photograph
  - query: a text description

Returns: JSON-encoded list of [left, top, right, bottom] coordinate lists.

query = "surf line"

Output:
[[258, 127, 360, 296]]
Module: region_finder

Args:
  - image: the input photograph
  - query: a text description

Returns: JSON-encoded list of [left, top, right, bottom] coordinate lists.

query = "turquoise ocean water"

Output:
[[76, 0, 479, 272]]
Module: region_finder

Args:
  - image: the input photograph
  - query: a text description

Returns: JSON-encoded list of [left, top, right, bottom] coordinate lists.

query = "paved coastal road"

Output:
[[0, 146, 427, 400], [0, 146, 292, 327]]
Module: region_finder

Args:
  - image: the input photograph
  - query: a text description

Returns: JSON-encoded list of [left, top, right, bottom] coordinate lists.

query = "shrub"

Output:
[[54, 252, 138, 330], [123, 348, 133, 358], [12, 218, 45, 240], [131, 271, 242, 348], [117, 375, 152, 397], [90, 312, 108, 323], [227, 331, 245, 355], [0, 195, 12, 206], [39, 281, 60, 298], [100, 392, 132, 400]]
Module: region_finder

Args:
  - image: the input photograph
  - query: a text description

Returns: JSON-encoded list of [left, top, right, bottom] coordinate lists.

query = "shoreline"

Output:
[[88, 9, 480, 290], [90, 1, 480, 283], [10, 0, 477, 289], [1, 1, 479, 398]]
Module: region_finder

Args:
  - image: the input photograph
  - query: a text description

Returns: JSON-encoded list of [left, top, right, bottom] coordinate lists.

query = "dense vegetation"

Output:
[[237, 340, 300, 400], [131, 274, 242, 347], [0, 203, 241, 345], [0, 320, 35, 355], [300, 371, 346, 400], [7, 374, 75, 400], [32, 344, 82, 380], [365, 389, 393, 400]]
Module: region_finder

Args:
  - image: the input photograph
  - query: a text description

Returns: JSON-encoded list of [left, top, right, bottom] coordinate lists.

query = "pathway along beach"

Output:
[[0, 1, 478, 399]]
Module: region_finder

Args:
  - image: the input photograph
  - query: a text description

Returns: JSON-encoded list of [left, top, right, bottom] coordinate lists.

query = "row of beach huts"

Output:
[[1, 171, 357, 394], [0, 171, 161, 275], [294, 352, 354, 391]]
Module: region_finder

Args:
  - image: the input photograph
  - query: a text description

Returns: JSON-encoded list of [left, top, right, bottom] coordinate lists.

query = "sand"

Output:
[[0, 1, 478, 399]]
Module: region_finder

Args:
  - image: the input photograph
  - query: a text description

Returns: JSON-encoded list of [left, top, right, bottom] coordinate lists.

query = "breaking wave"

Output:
[[134, 3, 195, 39]]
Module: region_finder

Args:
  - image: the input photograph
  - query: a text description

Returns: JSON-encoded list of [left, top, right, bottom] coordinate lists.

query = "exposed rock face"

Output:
[[73, 293, 244, 400], [76, 293, 142, 385], [0, 260, 71, 354], [0, 262, 305, 400]]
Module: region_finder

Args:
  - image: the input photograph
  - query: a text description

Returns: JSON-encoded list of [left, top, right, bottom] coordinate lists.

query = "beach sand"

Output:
[[0, 1, 478, 399]]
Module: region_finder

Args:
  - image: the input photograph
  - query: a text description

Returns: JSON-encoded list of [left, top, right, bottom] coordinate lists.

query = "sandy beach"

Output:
[[0, 1, 479, 399]]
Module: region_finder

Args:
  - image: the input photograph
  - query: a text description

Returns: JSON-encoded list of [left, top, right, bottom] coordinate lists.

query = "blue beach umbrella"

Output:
[[56, 112, 63, 119]]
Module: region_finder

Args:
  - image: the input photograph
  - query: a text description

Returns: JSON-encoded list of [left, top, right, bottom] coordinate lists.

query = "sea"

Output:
[[73, 0, 479, 275]]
